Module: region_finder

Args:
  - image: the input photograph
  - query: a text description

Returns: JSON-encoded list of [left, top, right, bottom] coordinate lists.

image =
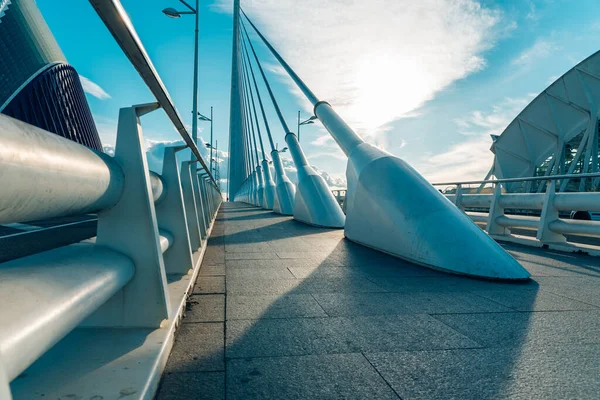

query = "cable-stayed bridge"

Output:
[[1, 1, 599, 399]]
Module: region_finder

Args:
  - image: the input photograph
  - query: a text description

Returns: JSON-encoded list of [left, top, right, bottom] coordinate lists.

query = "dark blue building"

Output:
[[0, 0, 103, 151]]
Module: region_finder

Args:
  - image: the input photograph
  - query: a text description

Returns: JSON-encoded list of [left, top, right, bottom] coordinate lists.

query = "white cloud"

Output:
[[278, 156, 347, 189], [103, 137, 229, 193], [511, 39, 559, 70], [454, 94, 535, 136], [217, 0, 504, 137], [525, 2, 538, 21], [311, 134, 334, 147], [415, 94, 535, 182], [95, 116, 118, 146], [79, 75, 111, 100]]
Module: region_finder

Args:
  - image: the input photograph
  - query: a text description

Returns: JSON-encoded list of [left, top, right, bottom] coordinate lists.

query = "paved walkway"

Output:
[[157, 202, 600, 399]]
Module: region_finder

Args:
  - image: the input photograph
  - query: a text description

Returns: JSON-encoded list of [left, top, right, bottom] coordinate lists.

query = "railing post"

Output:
[[180, 161, 202, 250], [454, 184, 464, 212], [537, 180, 567, 244], [197, 172, 211, 233], [191, 164, 208, 240], [199, 174, 211, 228], [155, 147, 195, 274], [486, 183, 508, 236], [88, 103, 170, 327]]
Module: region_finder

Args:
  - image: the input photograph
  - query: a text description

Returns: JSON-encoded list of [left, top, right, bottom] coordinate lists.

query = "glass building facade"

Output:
[[0, 0, 102, 151]]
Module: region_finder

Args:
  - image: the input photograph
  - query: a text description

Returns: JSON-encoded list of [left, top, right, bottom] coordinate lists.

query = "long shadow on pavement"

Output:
[[157, 202, 600, 400]]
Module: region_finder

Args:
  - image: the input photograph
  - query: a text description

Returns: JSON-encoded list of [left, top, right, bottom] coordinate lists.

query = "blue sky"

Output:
[[38, 0, 600, 186]]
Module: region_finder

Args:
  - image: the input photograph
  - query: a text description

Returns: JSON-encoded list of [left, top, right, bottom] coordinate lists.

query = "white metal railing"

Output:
[[0, 110, 222, 391], [432, 173, 600, 251], [0, 1, 223, 395]]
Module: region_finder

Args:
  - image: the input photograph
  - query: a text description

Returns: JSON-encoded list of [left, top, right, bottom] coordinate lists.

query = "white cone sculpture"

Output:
[[261, 159, 276, 209], [271, 150, 295, 215], [285, 133, 345, 228]]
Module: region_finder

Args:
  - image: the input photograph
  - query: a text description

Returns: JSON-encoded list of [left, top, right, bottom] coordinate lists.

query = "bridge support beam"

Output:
[[285, 133, 345, 228], [271, 150, 295, 215]]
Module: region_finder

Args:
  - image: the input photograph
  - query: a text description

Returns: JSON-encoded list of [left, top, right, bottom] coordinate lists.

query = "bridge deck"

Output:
[[157, 202, 600, 400]]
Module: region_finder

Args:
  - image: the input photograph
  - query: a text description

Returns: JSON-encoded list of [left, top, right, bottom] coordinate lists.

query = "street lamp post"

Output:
[[213, 140, 218, 183], [297, 112, 317, 142], [162, 0, 199, 153]]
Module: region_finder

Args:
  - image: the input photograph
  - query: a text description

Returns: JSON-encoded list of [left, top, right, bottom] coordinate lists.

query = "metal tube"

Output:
[[241, 15, 364, 155], [209, 106, 213, 174], [433, 172, 600, 187], [240, 21, 292, 135], [0, 243, 135, 381], [149, 172, 166, 204], [241, 35, 275, 152], [465, 212, 489, 224], [0, 115, 124, 224], [498, 194, 544, 210], [241, 10, 318, 105], [191, 0, 199, 147], [455, 194, 493, 208], [549, 219, 600, 237], [554, 192, 600, 212], [495, 215, 540, 229]]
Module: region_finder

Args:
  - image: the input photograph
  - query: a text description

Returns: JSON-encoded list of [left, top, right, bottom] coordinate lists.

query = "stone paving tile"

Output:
[[276, 251, 334, 259], [193, 276, 225, 294], [186, 294, 225, 322], [226, 278, 301, 295], [226, 276, 388, 295], [313, 291, 510, 317], [156, 372, 224, 400], [288, 266, 366, 279], [473, 289, 599, 312], [202, 247, 225, 265], [226, 267, 296, 280], [432, 310, 600, 347], [226, 315, 479, 359], [226, 294, 327, 320], [165, 323, 224, 373], [225, 258, 342, 269], [225, 242, 275, 253], [365, 275, 537, 293], [532, 276, 600, 307], [365, 343, 600, 400], [225, 252, 280, 260], [199, 264, 225, 276], [227, 353, 400, 400]]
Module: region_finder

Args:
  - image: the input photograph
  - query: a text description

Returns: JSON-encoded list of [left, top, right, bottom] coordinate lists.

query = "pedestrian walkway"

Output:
[[156, 202, 600, 399]]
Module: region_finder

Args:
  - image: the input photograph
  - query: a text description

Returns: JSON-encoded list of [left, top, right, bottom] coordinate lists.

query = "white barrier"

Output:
[[435, 173, 600, 252], [0, 106, 222, 398]]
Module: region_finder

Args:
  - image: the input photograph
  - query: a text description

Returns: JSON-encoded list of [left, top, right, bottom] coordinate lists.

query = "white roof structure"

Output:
[[492, 50, 600, 192]]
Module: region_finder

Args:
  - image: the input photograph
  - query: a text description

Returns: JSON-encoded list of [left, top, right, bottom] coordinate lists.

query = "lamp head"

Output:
[[162, 7, 181, 18]]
